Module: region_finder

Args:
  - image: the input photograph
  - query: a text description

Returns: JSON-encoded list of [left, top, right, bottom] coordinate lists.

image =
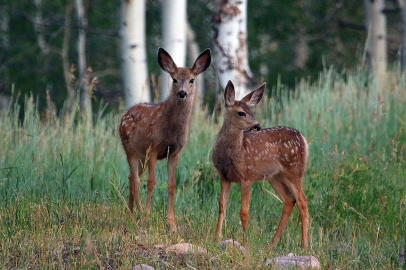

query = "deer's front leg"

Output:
[[145, 154, 158, 215], [166, 153, 179, 231], [240, 182, 251, 243], [216, 178, 231, 240]]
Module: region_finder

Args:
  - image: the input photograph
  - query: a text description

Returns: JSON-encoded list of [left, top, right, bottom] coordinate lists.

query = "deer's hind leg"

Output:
[[128, 154, 144, 213], [282, 172, 309, 249], [267, 172, 295, 249]]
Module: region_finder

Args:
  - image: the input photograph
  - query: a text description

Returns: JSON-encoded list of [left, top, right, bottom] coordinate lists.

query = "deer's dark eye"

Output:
[[172, 78, 178, 83], [189, 79, 194, 84], [237, 111, 246, 117]]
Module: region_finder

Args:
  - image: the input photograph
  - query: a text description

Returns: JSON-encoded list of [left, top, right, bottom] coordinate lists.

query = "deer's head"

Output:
[[158, 48, 211, 100], [223, 80, 266, 132]]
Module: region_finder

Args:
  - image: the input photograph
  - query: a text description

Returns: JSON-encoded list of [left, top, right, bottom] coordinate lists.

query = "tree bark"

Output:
[[213, 0, 252, 100], [34, 0, 50, 55], [62, 4, 76, 113], [368, 0, 387, 86], [364, 0, 371, 69], [294, 31, 309, 69], [186, 23, 204, 106], [121, 0, 150, 109], [0, 5, 10, 51], [160, 0, 187, 101], [75, 0, 91, 119], [400, 0, 406, 73]]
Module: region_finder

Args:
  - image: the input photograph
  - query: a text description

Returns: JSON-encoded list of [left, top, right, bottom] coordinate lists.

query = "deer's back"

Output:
[[244, 126, 308, 180], [213, 126, 308, 183]]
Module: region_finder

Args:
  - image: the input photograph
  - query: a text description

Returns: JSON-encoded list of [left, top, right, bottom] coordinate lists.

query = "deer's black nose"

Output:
[[253, 124, 261, 131], [178, 90, 187, 98]]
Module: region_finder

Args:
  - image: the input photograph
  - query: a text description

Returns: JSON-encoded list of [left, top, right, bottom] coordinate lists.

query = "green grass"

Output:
[[1, 66, 406, 269]]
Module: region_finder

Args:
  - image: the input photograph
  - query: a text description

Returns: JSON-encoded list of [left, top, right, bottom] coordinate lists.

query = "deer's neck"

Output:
[[217, 122, 245, 158], [162, 93, 194, 129]]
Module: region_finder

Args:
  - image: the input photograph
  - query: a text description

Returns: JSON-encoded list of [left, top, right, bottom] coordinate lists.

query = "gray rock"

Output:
[[399, 248, 405, 265], [132, 264, 155, 270], [165, 243, 206, 256], [219, 239, 246, 255], [262, 253, 321, 269]]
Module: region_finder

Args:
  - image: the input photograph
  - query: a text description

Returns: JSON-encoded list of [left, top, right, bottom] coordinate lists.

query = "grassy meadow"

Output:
[[1, 66, 406, 269]]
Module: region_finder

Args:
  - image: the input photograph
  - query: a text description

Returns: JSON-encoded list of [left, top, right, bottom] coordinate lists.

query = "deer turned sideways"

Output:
[[119, 47, 211, 231], [212, 81, 309, 249]]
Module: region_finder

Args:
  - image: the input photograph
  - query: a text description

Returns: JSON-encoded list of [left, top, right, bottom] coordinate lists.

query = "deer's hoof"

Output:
[[167, 220, 177, 232]]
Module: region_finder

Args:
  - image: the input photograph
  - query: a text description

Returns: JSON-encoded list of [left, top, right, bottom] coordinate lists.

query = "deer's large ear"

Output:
[[240, 83, 266, 107], [191, 48, 211, 76], [157, 48, 177, 74], [224, 80, 235, 107]]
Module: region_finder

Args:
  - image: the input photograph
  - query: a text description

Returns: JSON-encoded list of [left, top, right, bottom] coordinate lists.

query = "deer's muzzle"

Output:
[[251, 124, 261, 131], [178, 90, 187, 99]]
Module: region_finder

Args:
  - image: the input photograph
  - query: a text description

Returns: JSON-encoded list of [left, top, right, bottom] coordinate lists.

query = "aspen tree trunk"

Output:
[[74, 0, 92, 119], [213, 0, 252, 100], [34, 0, 50, 55], [367, 0, 387, 86], [160, 0, 187, 101], [364, 0, 372, 72], [62, 4, 76, 113], [0, 6, 10, 51], [121, 0, 150, 109], [294, 31, 309, 69], [400, 0, 406, 73], [186, 23, 204, 106]]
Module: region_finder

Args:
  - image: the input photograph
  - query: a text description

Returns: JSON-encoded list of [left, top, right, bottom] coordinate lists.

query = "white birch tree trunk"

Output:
[[74, 0, 92, 118], [34, 0, 50, 55], [160, 0, 187, 101], [294, 31, 309, 69], [61, 4, 76, 113], [364, 0, 372, 70], [368, 0, 387, 86], [213, 0, 252, 100], [121, 0, 150, 109], [400, 0, 406, 73], [0, 6, 10, 51]]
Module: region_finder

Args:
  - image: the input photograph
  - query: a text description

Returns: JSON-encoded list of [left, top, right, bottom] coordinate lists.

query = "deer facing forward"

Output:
[[119, 47, 211, 230], [212, 81, 309, 249]]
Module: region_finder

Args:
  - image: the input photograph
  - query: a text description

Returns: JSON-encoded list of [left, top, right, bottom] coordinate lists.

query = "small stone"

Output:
[[399, 248, 405, 265], [219, 239, 246, 255], [132, 264, 155, 270], [262, 255, 321, 269], [165, 243, 206, 256]]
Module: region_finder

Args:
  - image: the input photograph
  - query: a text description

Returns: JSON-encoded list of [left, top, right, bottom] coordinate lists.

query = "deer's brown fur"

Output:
[[212, 80, 309, 249], [119, 47, 211, 230]]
